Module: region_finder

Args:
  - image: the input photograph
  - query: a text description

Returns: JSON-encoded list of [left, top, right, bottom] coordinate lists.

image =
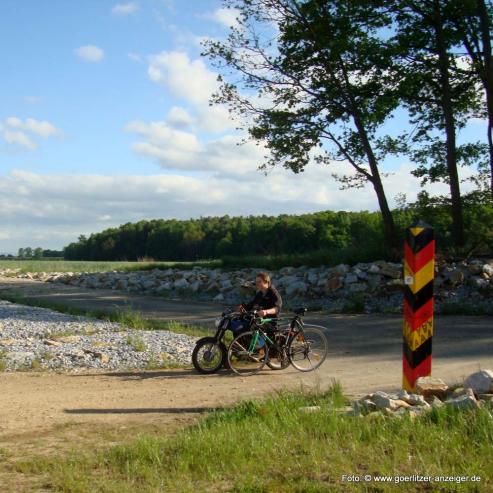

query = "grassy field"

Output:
[[4, 383, 491, 492], [0, 259, 221, 274], [0, 248, 391, 274]]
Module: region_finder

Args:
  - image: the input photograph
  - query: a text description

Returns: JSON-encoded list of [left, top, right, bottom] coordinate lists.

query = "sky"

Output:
[[0, 0, 485, 253]]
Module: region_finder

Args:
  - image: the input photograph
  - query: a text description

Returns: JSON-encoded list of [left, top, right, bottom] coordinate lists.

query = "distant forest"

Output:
[[64, 199, 493, 262]]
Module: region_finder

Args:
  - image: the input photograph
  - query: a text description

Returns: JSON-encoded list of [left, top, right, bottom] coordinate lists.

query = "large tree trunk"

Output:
[[476, 0, 493, 200], [433, 0, 465, 247], [352, 114, 398, 250]]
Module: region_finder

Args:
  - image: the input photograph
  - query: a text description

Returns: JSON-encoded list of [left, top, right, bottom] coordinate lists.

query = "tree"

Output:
[[33, 247, 43, 259], [17, 248, 25, 259], [391, 0, 484, 247], [24, 247, 33, 258], [203, 0, 403, 249], [453, 0, 493, 200]]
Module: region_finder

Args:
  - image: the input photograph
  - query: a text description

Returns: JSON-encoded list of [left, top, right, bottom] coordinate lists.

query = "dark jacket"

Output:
[[244, 285, 282, 318]]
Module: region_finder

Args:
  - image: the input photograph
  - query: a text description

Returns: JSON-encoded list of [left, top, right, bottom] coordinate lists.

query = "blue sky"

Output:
[[0, 1, 484, 253]]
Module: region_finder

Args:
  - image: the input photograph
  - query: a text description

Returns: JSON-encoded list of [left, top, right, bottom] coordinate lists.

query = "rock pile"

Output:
[[1, 258, 493, 312], [0, 300, 197, 371], [349, 372, 493, 418], [299, 371, 493, 417]]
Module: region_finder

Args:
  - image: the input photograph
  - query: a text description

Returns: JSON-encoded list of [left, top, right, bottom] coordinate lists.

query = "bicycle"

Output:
[[227, 307, 328, 376], [191, 307, 290, 374]]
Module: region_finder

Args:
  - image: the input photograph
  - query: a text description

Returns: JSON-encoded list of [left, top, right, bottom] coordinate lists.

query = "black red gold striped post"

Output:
[[403, 221, 435, 392]]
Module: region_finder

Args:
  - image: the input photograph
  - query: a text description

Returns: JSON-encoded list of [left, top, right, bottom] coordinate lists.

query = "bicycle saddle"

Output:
[[293, 307, 307, 315]]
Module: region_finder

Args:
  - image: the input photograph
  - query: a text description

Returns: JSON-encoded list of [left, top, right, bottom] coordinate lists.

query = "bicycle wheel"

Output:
[[227, 330, 268, 376], [288, 326, 328, 372], [266, 332, 290, 370], [192, 337, 227, 374]]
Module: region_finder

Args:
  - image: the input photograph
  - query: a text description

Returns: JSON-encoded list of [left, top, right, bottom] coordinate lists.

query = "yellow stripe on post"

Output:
[[403, 319, 433, 352], [410, 227, 425, 236], [404, 259, 435, 294]]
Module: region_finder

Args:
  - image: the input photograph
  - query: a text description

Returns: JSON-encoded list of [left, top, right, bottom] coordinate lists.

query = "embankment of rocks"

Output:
[[2, 258, 493, 312]]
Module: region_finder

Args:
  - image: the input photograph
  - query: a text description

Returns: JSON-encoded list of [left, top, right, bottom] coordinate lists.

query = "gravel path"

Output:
[[0, 300, 197, 371]]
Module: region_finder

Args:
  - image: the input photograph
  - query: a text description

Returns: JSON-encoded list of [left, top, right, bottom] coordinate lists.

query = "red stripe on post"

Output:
[[403, 354, 432, 390], [403, 298, 434, 332], [404, 240, 435, 273]]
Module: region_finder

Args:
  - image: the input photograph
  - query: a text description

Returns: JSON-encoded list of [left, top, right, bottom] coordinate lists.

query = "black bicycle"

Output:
[[227, 308, 328, 376]]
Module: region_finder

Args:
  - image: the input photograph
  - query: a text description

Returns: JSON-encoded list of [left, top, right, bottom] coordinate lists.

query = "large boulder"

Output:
[[325, 276, 343, 292], [344, 273, 359, 285], [332, 264, 350, 276], [173, 278, 190, 290], [445, 393, 479, 410], [463, 370, 493, 394], [415, 377, 449, 399], [285, 281, 308, 297]]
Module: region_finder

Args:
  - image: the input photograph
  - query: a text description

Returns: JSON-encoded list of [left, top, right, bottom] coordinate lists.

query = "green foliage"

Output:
[[125, 334, 147, 352], [341, 294, 366, 314], [63, 210, 393, 262], [13, 385, 493, 492]]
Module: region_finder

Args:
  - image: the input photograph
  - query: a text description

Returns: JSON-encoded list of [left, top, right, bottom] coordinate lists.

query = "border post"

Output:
[[403, 220, 435, 391]]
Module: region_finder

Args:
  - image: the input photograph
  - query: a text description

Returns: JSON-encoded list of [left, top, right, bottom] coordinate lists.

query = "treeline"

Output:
[[17, 248, 63, 259], [63, 199, 493, 262]]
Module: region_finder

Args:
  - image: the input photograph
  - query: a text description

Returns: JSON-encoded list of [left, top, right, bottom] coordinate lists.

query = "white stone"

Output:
[[445, 394, 479, 410], [6, 351, 35, 366], [332, 264, 350, 276], [173, 278, 189, 290], [464, 370, 493, 394], [344, 273, 358, 285], [415, 377, 449, 398], [349, 283, 367, 293], [298, 406, 321, 413], [285, 281, 308, 297]]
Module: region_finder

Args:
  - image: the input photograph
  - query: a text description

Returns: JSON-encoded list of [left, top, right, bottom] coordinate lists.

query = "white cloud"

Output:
[[112, 2, 139, 15], [166, 106, 195, 128], [127, 52, 143, 63], [6, 117, 59, 137], [196, 104, 235, 133], [3, 131, 37, 149], [203, 7, 241, 29], [148, 51, 219, 105], [145, 50, 234, 132], [0, 117, 61, 149], [0, 163, 478, 253], [124, 119, 257, 173], [74, 45, 105, 62]]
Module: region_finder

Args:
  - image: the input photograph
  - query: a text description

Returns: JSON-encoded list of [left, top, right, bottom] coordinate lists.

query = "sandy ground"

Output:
[[0, 276, 491, 450]]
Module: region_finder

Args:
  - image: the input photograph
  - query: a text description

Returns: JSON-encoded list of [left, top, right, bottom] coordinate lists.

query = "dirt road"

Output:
[[0, 277, 492, 447]]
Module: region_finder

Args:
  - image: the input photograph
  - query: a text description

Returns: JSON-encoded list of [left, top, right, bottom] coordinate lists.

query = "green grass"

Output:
[[0, 290, 212, 338], [439, 301, 493, 316], [0, 259, 221, 274], [125, 334, 147, 352], [0, 248, 389, 274], [340, 294, 366, 314], [9, 383, 493, 492]]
